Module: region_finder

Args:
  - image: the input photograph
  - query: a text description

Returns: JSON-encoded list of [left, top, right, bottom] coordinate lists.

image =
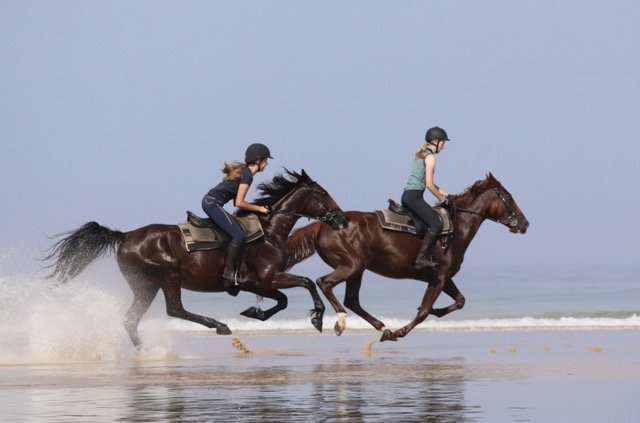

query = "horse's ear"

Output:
[[301, 169, 310, 181], [487, 172, 495, 180]]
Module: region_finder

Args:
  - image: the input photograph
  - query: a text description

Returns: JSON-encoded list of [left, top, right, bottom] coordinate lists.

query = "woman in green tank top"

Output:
[[401, 126, 453, 268]]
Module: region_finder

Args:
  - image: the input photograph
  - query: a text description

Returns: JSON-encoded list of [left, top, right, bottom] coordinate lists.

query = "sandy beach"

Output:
[[1, 329, 637, 422]]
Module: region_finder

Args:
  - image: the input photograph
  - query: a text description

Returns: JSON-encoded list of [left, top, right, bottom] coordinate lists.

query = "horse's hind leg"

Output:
[[124, 279, 160, 350], [430, 278, 466, 318], [382, 279, 445, 342], [342, 273, 386, 334], [161, 272, 232, 335]]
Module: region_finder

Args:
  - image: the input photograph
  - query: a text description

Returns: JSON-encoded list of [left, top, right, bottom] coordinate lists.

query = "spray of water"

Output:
[[0, 254, 176, 363]]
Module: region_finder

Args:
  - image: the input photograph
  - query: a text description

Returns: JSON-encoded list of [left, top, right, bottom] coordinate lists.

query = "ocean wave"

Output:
[[143, 314, 640, 335]]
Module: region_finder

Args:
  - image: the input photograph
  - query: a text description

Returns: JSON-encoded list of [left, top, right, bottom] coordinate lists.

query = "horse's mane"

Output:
[[456, 173, 502, 202], [253, 169, 303, 207]]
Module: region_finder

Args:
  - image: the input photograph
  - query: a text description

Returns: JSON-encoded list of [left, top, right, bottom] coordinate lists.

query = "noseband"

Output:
[[456, 188, 520, 229]]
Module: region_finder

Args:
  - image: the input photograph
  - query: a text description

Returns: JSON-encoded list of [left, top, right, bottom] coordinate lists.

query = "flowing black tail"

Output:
[[43, 221, 125, 284]]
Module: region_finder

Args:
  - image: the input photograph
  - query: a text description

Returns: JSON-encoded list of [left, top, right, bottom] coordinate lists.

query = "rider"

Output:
[[202, 143, 272, 292], [401, 126, 453, 269]]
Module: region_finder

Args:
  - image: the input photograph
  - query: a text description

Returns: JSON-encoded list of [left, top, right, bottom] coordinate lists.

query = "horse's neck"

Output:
[[264, 187, 307, 239], [453, 196, 489, 253], [263, 213, 299, 241]]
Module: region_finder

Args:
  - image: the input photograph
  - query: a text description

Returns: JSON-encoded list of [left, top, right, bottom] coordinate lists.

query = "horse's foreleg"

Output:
[[343, 273, 386, 334], [251, 272, 325, 332], [161, 274, 232, 335], [381, 279, 444, 342], [316, 267, 358, 336], [430, 278, 466, 318], [124, 281, 160, 350], [239, 286, 288, 321]]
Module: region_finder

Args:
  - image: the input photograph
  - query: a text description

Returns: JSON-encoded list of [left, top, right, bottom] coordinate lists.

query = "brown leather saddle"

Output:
[[374, 199, 454, 238]]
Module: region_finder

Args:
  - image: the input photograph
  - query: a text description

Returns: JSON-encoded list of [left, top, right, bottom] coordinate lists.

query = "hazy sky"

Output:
[[1, 1, 639, 273]]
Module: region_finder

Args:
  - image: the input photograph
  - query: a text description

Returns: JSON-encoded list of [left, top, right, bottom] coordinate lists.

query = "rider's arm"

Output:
[[234, 183, 269, 214], [424, 155, 448, 201]]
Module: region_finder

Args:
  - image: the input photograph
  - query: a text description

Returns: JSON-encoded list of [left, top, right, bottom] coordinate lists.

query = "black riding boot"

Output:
[[222, 242, 245, 296], [415, 232, 438, 269]]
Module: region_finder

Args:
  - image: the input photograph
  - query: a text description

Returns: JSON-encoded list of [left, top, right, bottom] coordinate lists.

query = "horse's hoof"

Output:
[[216, 325, 232, 335], [226, 285, 240, 297], [334, 321, 344, 336], [240, 306, 257, 318], [311, 317, 323, 333], [380, 329, 397, 342], [240, 306, 266, 321]]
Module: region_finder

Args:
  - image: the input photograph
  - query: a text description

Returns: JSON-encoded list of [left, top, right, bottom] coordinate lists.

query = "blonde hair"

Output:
[[221, 161, 246, 181], [414, 143, 432, 160]]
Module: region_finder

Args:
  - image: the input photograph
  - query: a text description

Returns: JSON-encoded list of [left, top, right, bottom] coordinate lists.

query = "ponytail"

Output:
[[221, 161, 246, 181]]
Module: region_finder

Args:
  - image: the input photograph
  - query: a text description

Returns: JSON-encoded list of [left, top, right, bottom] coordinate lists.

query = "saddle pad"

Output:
[[374, 209, 418, 235], [178, 214, 264, 252], [178, 222, 221, 251], [375, 207, 454, 236]]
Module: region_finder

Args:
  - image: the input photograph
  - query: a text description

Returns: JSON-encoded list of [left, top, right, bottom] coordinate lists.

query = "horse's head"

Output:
[[458, 173, 529, 234], [296, 169, 349, 230], [255, 169, 348, 230]]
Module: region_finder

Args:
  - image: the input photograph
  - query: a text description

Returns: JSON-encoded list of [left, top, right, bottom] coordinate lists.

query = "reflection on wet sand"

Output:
[[1, 331, 637, 422], [118, 355, 482, 422]]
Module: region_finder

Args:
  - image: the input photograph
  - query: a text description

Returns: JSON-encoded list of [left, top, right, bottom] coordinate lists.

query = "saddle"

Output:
[[374, 199, 454, 239], [178, 211, 264, 252]]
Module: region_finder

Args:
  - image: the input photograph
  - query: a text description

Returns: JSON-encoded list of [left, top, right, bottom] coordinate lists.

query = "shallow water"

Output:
[[1, 258, 639, 421], [1, 331, 638, 422]]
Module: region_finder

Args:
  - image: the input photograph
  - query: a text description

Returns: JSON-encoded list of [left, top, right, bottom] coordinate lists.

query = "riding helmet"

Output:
[[425, 127, 450, 142], [245, 143, 273, 163]]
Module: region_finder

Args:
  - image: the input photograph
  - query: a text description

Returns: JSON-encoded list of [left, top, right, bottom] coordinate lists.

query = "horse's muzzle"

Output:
[[509, 216, 529, 234]]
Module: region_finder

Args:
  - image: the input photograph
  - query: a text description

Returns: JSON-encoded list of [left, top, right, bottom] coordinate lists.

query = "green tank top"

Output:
[[403, 150, 432, 191]]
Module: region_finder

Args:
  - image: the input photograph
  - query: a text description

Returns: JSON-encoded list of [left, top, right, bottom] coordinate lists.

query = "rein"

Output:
[[454, 188, 520, 229], [264, 181, 340, 224]]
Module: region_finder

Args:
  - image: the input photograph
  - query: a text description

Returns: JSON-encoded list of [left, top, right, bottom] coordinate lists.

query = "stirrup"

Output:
[[414, 257, 438, 269], [223, 270, 247, 287]]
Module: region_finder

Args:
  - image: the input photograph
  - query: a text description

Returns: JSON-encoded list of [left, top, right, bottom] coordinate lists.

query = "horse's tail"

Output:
[[286, 221, 322, 270], [43, 221, 125, 284]]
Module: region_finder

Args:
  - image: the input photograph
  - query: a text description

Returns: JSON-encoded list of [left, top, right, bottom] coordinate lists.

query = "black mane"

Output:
[[253, 169, 303, 207]]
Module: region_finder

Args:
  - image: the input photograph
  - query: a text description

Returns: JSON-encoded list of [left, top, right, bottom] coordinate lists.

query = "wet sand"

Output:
[[1, 329, 638, 422]]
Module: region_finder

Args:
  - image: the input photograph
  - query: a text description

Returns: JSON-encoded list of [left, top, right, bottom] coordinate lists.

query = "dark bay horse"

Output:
[[44, 169, 348, 349], [287, 173, 529, 342]]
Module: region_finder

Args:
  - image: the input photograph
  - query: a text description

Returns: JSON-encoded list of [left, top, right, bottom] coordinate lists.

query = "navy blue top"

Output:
[[206, 167, 254, 205]]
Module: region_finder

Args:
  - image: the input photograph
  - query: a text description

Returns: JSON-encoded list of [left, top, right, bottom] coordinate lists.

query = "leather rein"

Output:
[[453, 188, 520, 229], [266, 181, 340, 224]]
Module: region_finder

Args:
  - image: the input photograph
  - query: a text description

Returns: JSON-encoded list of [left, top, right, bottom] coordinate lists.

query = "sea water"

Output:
[[1, 254, 638, 354], [1, 253, 639, 422], [177, 261, 640, 334]]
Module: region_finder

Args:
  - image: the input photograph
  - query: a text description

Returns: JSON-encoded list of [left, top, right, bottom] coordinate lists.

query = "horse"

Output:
[[286, 173, 529, 342], [43, 169, 348, 349]]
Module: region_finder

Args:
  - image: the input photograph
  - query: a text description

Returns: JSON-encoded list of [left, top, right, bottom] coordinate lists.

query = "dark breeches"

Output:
[[401, 189, 443, 235], [202, 198, 245, 244]]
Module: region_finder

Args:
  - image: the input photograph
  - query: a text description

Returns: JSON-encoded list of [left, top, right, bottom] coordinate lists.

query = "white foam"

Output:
[[141, 313, 640, 334]]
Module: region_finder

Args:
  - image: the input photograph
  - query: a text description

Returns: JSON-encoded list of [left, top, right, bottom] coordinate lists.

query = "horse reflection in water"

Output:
[[44, 169, 348, 349], [287, 173, 529, 341]]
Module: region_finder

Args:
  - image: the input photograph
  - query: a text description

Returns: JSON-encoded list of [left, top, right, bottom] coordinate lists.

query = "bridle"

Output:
[[455, 188, 520, 229], [267, 181, 342, 224]]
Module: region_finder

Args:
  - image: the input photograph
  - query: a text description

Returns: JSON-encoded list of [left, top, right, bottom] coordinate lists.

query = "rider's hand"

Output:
[[261, 205, 272, 215], [440, 194, 454, 207]]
